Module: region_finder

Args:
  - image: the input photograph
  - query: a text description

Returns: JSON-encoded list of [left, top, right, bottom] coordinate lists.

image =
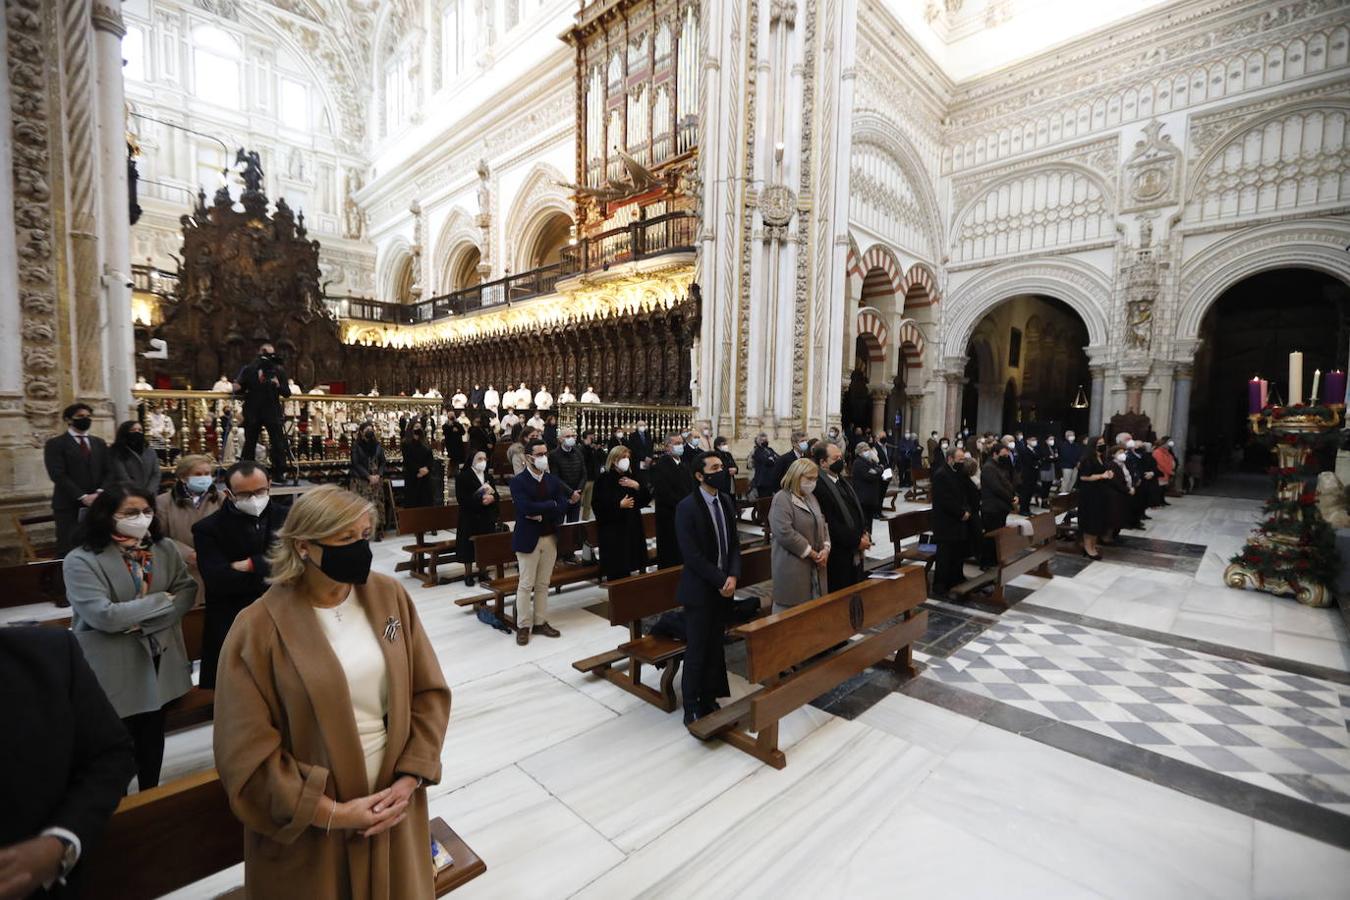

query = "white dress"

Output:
[[313, 594, 390, 791]]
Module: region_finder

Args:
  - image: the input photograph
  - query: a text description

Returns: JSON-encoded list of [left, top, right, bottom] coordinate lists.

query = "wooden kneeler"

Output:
[[689, 567, 928, 768]]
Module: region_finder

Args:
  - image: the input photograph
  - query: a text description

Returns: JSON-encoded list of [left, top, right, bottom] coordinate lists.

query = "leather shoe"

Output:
[[532, 622, 561, 638], [516, 628, 530, 646], [464, 574, 476, 587]]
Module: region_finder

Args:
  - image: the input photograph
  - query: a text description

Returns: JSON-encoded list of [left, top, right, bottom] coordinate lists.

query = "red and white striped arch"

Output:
[[858, 245, 905, 300], [855, 309, 888, 361], [902, 262, 941, 307], [896, 320, 926, 369], [845, 235, 865, 303]]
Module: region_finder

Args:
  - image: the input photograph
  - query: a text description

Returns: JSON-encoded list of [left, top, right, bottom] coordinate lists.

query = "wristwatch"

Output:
[[39, 829, 79, 888]]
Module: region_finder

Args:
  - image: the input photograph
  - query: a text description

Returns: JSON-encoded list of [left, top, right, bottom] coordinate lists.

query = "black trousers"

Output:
[[681, 599, 730, 714], [122, 707, 167, 791], [242, 417, 287, 481], [979, 513, 1007, 567], [53, 507, 81, 558], [655, 508, 682, 569], [933, 540, 965, 593]]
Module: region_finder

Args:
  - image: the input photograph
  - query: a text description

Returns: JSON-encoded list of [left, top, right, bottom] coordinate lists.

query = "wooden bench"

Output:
[[904, 466, 931, 502], [950, 511, 1057, 607], [883, 484, 902, 512], [395, 504, 460, 587], [455, 520, 601, 627], [888, 509, 935, 586], [1049, 490, 1079, 543], [689, 567, 928, 767], [80, 768, 486, 899], [12, 512, 57, 561], [572, 545, 773, 712], [0, 558, 67, 609]]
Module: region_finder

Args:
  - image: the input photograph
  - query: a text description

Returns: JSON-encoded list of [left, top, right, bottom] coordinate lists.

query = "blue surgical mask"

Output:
[[672, 444, 685, 457], [798, 441, 809, 452], [186, 475, 214, 494]]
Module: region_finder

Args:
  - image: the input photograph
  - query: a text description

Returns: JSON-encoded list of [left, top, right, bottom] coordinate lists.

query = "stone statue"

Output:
[[343, 169, 366, 239], [1316, 472, 1350, 529], [1126, 299, 1153, 351], [235, 148, 264, 193], [476, 159, 491, 215], [1139, 219, 1152, 247]]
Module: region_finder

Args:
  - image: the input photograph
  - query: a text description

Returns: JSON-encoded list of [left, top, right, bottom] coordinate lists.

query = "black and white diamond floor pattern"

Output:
[[920, 610, 1350, 814]]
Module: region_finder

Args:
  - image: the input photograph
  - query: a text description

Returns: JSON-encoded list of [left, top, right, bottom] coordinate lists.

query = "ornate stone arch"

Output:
[[504, 163, 574, 274], [849, 113, 944, 263], [856, 307, 889, 360], [902, 262, 942, 308], [431, 208, 481, 293], [858, 243, 905, 298], [896, 320, 927, 370], [1176, 217, 1350, 340], [943, 258, 1113, 359], [844, 233, 865, 304], [375, 236, 413, 303]]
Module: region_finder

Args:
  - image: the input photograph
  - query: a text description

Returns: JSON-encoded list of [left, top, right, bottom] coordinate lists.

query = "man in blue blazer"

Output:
[[509, 438, 573, 646], [675, 451, 742, 729]]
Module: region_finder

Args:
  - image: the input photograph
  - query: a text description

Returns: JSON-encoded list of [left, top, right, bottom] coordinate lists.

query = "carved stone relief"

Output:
[[1120, 119, 1182, 213]]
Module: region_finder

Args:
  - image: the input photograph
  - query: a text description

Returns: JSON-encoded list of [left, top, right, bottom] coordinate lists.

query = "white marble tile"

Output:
[[909, 723, 1256, 900], [430, 765, 625, 900], [1170, 610, 1276, 655], [155, 723, 216, 789], [576, 718, 944, 899], [1084, 591, 1180, 633], [856, 692, 981, 756], [529, 635, 656, 717], [435, 662, 617, 795], [161, 862, 244, 899], [1270, 631, 1350, 673], [1252, 821, 1350, 900], [519, 702, 763, 852], [1272, 599, 1350, 641], [1179, 583, 1277, 624], [1020, 578, 1104, 614]]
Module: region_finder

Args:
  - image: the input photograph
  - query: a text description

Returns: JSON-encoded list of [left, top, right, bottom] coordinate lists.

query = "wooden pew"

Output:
[[887, 509, 935, 586], [395, 504, 460, 587], [12, 512, 57, 561], [79, 769, 486, 899], [883, 483, 902, 512], [572, 545, 773, 712], [690, 567, 928, 767], [950, 511, 1056, 607], [904, 466, 932, 502], [1049, 490, 1079, 543], [0, 558, 67, 609], [454, 520, 601, 626]]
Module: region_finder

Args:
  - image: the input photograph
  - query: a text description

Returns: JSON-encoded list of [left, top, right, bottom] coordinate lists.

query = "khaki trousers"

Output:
[[515, 534, 557, 628], [581, 482, 595, 520]]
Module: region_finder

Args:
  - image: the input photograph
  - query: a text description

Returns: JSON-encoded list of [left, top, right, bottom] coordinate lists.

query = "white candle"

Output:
[[1289, 351, 1304, 406], [1311, 369, 1321, 405]]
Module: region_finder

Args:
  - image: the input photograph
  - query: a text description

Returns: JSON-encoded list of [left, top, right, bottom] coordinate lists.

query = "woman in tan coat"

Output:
[[213, 484, 450, 900], [154, 454, 223, 570], [768, 457, 831, 613]]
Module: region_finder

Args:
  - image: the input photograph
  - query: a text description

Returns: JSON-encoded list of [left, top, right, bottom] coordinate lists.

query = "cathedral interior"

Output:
[[3, 0, 1350, 896]]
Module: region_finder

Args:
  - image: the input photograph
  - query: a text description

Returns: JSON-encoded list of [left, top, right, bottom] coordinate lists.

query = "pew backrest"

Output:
[[605, 544, 772, 627], [0, 558, 66, 610], [887, 509, 931, 545], [395, 504, 459, 537]]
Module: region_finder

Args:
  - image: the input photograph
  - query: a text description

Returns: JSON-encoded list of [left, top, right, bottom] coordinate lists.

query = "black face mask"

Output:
[[125, 432, 146, 452], [829, 459, 845, 475], [70, 417, 92, 432], [1096, 445, 1107, 454], [362, 433, 376, 444], [311, 539, 373, 585], [704, 470, 732, 494]]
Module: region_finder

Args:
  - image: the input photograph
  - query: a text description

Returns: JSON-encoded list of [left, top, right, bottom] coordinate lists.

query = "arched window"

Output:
[[441, 0, 476, 84], [192, 26, 241, 109]]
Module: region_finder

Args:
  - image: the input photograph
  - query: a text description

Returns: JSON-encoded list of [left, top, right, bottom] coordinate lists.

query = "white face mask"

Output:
[[234, 494, 270, 517], [1168, 440, 1175, 447], [1114, 452, 1127, 463], [616, 457, 631, 472], [1125, 439, 1136, 449], [1047, 439, 1055, 446], [1028, 441, 1038, 449], [1065, 434, 1075, 442], [562, 437, 576, 449], [800, 478, 818, 495], [473, 459, 487, 472], [115, 512, 153, 540], [532, 455, 549, 472], [689, 437, 701, 449], [637, 425, 647, 433]]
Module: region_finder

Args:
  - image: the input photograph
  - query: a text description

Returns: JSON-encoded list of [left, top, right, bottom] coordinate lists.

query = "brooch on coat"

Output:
[[384, 617, 402, 643]]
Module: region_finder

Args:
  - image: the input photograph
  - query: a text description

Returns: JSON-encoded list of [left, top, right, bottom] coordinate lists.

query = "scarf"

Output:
[[116, 538, 155, 597]]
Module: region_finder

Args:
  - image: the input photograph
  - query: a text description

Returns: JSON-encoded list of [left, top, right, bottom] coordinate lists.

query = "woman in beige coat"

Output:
[[154, 454, 223, 569], [213, 484, 450, 900], [768, 457, 831, 613]]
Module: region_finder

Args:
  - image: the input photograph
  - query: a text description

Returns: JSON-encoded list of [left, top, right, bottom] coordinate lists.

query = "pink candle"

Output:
[[1248, 378, 1262, 414], [1324, 370, 1347, 405], [1260, 378, 1268, 409]]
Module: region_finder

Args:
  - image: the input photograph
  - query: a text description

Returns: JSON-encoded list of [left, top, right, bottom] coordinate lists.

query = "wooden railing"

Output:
[[558, 402, 695, 440]]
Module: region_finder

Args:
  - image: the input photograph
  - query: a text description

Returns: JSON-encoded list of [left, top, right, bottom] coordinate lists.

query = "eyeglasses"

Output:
[[114, 509, 151, 520], [231, 488, 270, 500]]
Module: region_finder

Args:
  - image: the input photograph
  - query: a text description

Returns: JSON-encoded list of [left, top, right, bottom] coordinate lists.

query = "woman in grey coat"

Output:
[[64, 482, 197, 790], [108, 419, 164, 495], [768, 457, 832, 614]]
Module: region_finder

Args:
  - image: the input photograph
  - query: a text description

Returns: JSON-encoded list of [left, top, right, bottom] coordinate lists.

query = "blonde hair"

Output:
[[266, 484, 373, 585], [604, 444, 630, 471], [780, 457, 818, 495], [174, 454, 214, 480]]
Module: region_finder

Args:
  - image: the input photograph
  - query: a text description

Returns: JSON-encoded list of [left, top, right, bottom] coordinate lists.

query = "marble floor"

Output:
[[57, 491, 1350, 898]]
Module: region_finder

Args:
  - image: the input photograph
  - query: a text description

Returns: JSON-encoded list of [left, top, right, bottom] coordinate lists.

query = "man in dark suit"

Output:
[[926, 431, 941, 468], [850, 442, 885, 525], [1, 627, 135, 898], [674, 451, 742, 729], [469, 383, 486, 409], [43, 402, 110, 557], [649, 433, 695, 568], [931, 448, 973, 594], [624, 419, 655, 472], [191, 461, 288, 689], [770, 430, 810, 489], [508, 439, 573, 646], [980, 444, 1017, 567], [811, 441, 871, 591], [749, 432, 779, 499], [232, 341, 291, 482]]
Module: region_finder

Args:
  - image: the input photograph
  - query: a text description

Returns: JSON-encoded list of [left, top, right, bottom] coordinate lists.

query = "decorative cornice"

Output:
[[90, 1, 125, 35]]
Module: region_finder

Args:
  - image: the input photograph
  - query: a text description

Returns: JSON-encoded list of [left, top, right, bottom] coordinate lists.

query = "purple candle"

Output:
[[1248, 377, 1262, 414], [1324, 370, 1347, 405]]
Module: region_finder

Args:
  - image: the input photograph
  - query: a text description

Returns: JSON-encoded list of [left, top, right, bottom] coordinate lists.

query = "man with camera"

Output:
[[232, 341, 292, 483]]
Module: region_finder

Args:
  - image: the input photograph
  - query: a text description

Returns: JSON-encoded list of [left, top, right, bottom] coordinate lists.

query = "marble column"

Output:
[[0, 5, 21, 406], [92, 1, 135, 422], [942, 373, 964, 439], [869, 388, 887, 435], [1088, 365, 1106, 437], [1169, 363, 1193, 461]]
